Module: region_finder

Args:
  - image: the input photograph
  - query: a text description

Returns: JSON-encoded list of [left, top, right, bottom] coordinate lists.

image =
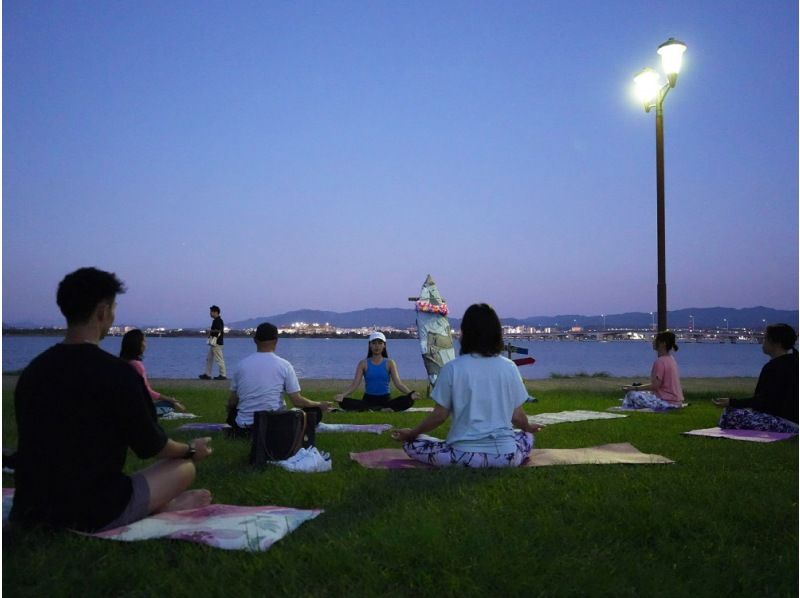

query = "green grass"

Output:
[[3, 377, 797, 597]]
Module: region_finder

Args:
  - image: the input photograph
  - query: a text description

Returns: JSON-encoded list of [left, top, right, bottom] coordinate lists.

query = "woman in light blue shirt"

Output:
[[392, 304, 542, 467]]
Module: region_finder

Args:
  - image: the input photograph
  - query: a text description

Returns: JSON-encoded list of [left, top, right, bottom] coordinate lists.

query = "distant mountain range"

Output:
[[230, 306, 798, 331]]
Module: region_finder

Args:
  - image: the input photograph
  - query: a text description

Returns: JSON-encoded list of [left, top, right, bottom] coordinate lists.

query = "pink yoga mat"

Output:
[[682, 427, 797, 442], [349, 449, 434, 469]]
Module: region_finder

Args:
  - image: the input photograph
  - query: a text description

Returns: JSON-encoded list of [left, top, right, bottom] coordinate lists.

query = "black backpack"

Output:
[[249, 409, 317, 465]]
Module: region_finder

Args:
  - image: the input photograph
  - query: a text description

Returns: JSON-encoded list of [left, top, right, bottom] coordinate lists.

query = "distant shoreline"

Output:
[[1, 328, 415, 340], [1, 374, 759, 394]]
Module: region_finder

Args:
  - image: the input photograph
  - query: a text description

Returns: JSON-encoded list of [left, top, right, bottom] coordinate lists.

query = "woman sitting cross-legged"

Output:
[[620, 330, 685, 410], [712, 323, 798, 433], [120, 329, 186, 417], [391, 303, 542, 468], [334, 332, 419, 412]]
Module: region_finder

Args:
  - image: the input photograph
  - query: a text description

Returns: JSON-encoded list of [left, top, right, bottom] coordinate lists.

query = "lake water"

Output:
[[2, 336, 767, 380]]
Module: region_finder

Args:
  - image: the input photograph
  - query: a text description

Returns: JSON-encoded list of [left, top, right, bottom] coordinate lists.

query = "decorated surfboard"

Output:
[[408, 275, 456, 389]]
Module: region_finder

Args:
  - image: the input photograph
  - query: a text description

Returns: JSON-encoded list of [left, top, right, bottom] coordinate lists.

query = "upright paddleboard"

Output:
[[409, 275, 455, 389]]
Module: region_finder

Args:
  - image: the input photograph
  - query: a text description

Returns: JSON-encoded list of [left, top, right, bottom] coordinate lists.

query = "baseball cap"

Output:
[[368, 331, 386, 343], [254, 323, 278, 341]]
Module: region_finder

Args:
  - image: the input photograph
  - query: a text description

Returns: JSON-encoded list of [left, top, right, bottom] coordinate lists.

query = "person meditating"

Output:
[[391, 303, 542, 468], [120, 328, 186, 416], [10, 267, 212, 533], [712, 323, 798, 433], [334, 332, 419, 412], [226, 322, 332, 435], [621, 330, 684, 410]]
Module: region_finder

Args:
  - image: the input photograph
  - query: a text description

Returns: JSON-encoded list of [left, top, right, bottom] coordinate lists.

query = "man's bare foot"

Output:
[[161, 489, 212, 513]]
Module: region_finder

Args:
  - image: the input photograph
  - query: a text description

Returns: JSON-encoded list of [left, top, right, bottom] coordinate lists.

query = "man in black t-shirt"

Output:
[[10, 267, 214, 532], [199, 304, 227, 380]]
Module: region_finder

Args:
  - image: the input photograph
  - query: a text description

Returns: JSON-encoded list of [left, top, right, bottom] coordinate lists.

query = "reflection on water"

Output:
[[3, 336, 767, 379]]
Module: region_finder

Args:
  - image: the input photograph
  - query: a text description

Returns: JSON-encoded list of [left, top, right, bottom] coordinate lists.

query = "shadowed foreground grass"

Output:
[[3, 377, 797, 597]]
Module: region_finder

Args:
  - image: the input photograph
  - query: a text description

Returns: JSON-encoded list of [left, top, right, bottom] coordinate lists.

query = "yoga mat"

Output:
[[2, 489, 322, 552], [317, 422, 392, 434], [175, 422, 393, 435], [682, 427, 797, 443], [608, 404, 688, 413], [527, 443, 674, 466], [175, 423, 231, 433], [350, 449, 434, 469], [350, 443, 673, 469], [528, 410, 626, 426], [160, 412, 200, 420]]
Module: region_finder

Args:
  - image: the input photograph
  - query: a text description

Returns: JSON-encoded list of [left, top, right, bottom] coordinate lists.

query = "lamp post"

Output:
[[634, 37, 687, 332]]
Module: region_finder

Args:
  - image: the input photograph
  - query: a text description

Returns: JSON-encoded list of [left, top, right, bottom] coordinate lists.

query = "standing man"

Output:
[[199, 304, 227, 380], [227, 322, 332, 430], [10, 267, 213, 533]]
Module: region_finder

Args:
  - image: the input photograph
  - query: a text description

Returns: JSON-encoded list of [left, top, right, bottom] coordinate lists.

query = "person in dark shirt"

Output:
[[199, 304, 227, 380], [10, 267, 213, 532], [712, 323, 798, 433]]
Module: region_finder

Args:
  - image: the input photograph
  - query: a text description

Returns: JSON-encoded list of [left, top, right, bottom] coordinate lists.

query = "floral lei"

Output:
[[416, 300, 448, 316]]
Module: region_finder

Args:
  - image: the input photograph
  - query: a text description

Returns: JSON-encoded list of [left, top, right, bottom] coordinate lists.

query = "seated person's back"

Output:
[[13, 342, 165, 531], [231, 351, 299, 426]]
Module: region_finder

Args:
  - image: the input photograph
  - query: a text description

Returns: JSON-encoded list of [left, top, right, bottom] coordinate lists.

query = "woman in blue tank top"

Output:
[[334, 332, 419, 412]]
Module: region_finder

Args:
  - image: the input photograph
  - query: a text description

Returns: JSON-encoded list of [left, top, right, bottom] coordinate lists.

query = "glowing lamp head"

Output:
[[634, 68, 661, 110], [657, 38, 687, 87]]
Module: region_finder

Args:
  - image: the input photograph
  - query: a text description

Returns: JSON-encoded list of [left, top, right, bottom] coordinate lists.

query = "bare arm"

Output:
[[391, 404, 450, 442], [622, 382, 655, 391], [155, 437, 213, 461], [287, 391, 333, 412], [334, 361, 366, 401], [388, 360, 413, 395], [227, 391, 239, 409], [511, 405, 543, 434]]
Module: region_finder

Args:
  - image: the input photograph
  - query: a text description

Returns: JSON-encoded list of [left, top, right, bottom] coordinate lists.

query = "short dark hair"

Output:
[[459, 303, 503, 357], [765, 323, 797, 350], [120, 329, 145, 361], [210, 305, 221, 313], [654, 330, 678, 352], [56, 267, 126, 325], [254, 322, 278, 342]]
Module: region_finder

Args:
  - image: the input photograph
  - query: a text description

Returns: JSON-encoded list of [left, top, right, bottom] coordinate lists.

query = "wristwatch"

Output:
[[183, 442, 196, 460]]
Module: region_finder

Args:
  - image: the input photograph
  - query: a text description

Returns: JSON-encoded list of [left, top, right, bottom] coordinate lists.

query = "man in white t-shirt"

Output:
[[227, 323, 332, 429]]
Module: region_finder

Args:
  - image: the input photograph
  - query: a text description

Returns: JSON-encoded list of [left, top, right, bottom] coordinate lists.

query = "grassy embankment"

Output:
[[3, 376, 797, 597]]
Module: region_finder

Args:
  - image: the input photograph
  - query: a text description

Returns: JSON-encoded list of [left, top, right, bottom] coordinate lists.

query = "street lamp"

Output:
[[634, 37, 687, 332]]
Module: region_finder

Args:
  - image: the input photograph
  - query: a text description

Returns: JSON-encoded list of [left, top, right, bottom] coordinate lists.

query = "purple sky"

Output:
[[3, 1, 798, 327]]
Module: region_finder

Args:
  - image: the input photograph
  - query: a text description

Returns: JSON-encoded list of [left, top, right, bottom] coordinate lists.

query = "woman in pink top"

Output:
[[120, 329, 186, 415], [621, 330, 684, 410]]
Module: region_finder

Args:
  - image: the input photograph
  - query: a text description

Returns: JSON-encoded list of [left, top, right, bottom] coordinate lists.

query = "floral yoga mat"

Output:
[[682, 427, 797, 443], [2, 489, 322, 552], [350, 443, 674, 469]]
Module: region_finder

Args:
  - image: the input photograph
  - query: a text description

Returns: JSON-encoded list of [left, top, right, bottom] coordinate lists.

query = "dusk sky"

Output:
[[3, 1, 798, 328]]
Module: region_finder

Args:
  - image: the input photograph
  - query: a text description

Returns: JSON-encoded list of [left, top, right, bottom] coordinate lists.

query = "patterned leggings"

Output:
[[622, 390, 678, 411], [719, 408, 798, 433], [402, 430, 534, 468]]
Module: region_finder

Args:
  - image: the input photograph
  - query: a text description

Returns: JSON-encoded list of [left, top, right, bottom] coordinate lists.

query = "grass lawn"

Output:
[[3, 376, 797, 597]]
